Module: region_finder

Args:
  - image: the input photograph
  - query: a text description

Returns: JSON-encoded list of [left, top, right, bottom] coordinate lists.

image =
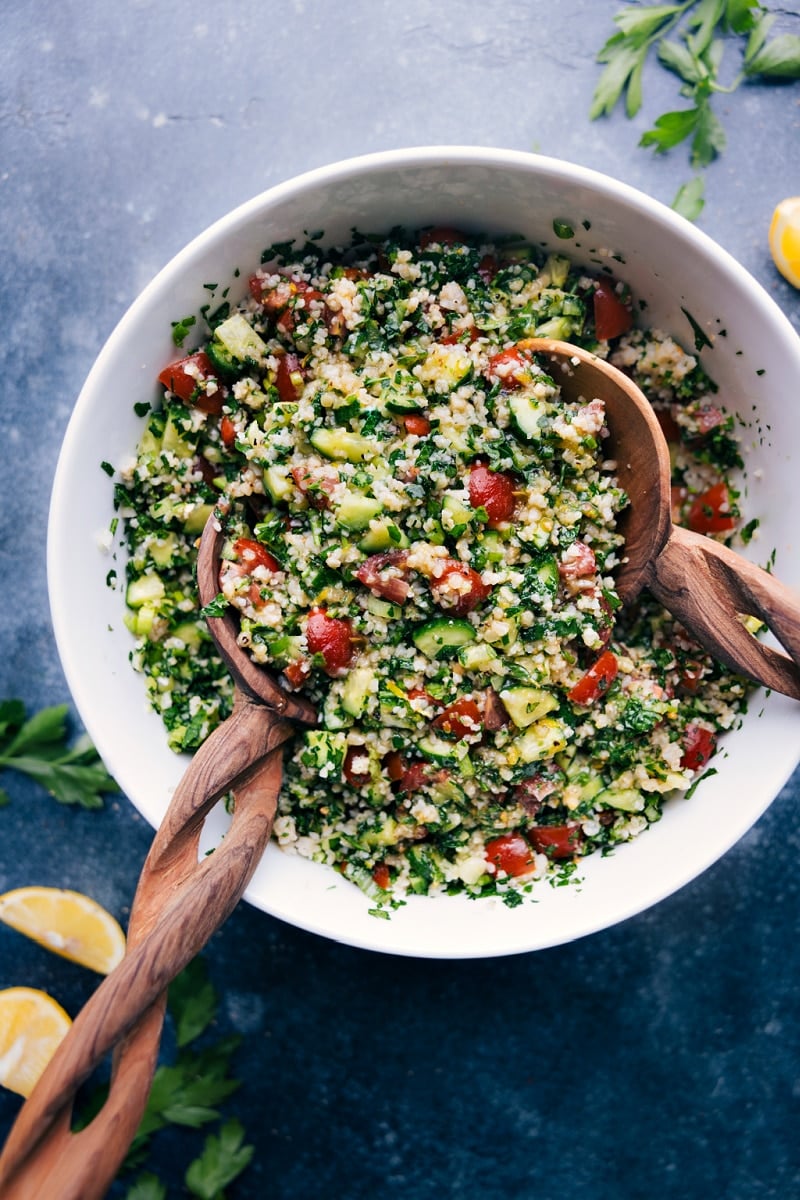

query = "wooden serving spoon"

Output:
[[0, 513, 317, 1200], [523, 337, 800, 699]]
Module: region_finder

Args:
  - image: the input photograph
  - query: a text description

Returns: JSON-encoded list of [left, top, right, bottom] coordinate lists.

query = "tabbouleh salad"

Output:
[[113, 226, 751, 908]]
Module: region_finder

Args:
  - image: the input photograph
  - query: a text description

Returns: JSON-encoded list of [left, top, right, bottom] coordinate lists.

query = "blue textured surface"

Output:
[[1, 3, 799, 1197]]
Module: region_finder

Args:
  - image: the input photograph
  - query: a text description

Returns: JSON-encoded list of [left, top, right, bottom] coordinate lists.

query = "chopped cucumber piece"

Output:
[[534, 316, 578, 341], [149, 533, 179, 568], [263, 465, 294, 503], [170, 621, 205, 650], [342, 666, 376, 718], [333, 491, 384, 531], [358, 519, 409, 553], [213, 313, 268, 363], [596, 786, 645, 813], [457, 641, 498, 671], [543, 254, 571, 288], [365, 594, 403, 620], [300, 730, 347, 776], [385, 391, 423, 415], [499, 686, 557, 728], [184, 502, 215, 535], [412, 618, 476, 659], [441, 491, 474, 534], [509, 392, 550, 440], [514, 718, 569, 764], [126, 574, 165, 608], [418, 734, 461, 765], [162, 417, 192, 457], [310, 428, 376, 462], [481, 613, 518, 648]]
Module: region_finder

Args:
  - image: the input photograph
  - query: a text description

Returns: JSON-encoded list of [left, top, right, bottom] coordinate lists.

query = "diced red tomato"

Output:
[[158, 352, 225, 414], [402, 414, 432, 436], [485, 833, 535, 877], [219, 415, 236, 448], [567, 650, 619, 706], [558, 541, 597, 580], [692, 405, 726, 437], [687, 482, 736, 534], [677, 659, 704, 693], [354, 551, 410, 605], [529, 824, 584, 859], [282, 658, 311, 689], [420, 226, 464, 248], [431, 561, 491, 616], [593, 279, 634, 341], [275, 352, 304, 403], [372, 863, 391, 890], [431, 698, 482, 740], [383, 751, 407, 782], [233, 538, 281, 574], [396, 761, 431, 794], [440, 323, 479, 346], [681, 723, 716, 771], [485, 345, 535, 388], [343, 745, 372, 787], [407, 686, 437, 707], [291, 463, 338, 510], [306, 609, 354, 674], [513, 773, 560, 814], [468, 463, 517, 526]]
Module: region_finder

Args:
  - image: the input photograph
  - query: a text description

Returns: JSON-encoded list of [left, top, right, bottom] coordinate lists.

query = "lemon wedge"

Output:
[[0, 887, 126, 975], [0, 987, 71, 1097], [769, 197, 800, 289]]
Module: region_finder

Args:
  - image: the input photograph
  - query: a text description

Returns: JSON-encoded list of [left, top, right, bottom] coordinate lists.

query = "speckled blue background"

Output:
[[1, 3, 799, 1197]]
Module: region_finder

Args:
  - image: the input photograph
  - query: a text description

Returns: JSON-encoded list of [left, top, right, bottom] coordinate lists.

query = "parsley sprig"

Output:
[[591, 1, 800, 219], [0, 700, 118, 809]]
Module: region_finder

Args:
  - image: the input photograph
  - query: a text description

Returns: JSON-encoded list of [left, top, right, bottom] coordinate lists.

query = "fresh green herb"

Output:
[[199, 594, 229, 619], [171, 314, 197, 347], [681, 305, 713, 351], [184, 1119, 254, 1200], [100, 460, 115, 477], [124, 1175, 167, 1200], [672, 175, 706, 220], [553, 219, 575, 239], [168, 958, 218, 1048], [0, 700, 118, 809], [134, 401, 151, 418], [591, 2, 800, 214]]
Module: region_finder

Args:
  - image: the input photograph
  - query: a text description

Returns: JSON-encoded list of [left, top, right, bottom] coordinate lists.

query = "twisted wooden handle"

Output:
[[649, 525, 800, 699], [0, 693, 294, 1199]]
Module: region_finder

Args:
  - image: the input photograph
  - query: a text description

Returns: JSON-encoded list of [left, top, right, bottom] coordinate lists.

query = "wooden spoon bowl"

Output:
[[524, 338, 800, 699]]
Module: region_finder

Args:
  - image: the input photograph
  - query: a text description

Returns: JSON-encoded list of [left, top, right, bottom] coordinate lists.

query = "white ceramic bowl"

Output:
[[48, 147, 800, 958]]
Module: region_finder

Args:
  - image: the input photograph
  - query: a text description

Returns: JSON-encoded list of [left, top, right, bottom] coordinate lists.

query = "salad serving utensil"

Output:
[[525, 338, 800, 699], [0, 516, 317, 1200]]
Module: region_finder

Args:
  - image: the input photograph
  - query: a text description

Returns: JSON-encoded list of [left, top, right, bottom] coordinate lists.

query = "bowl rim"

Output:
[[48, 145, 800, 957]]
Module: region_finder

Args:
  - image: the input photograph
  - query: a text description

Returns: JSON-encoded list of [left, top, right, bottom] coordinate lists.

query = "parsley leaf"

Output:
[[745, 32, 800, 77], [171, 315, 197, 347], [169, 957, 218, 1048], [672, 175, 706, 220], [0, 700, 118, 809], [185, 1119, 254, 1199], [124, 1174, 167, 1200]]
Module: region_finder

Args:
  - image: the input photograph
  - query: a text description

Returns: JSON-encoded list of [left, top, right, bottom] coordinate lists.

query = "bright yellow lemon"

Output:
[[0, 987, 71, 1097], [0, 887, 126, 975], [769, 197, 800, 289]]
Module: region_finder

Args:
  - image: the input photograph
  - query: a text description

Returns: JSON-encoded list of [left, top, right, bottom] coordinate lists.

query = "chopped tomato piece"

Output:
[[291, 463, 338, 510], [233, 538, 281, 574], [407, 686, 437, 707], [431, 561, 491, 616], [468, 463, 517, 526], [485, 833, 535, 877], [354, 551, 410, 604], [343, 745, 371, 787], [677, 659, 705, 693], [529, 824, 584, 859], [275, 352, 304, 403], [306, 609, 354, 674], [687, 482, 736, 534], [419, 226, 465, 248], [402, 414, 431, 436], [283, 658, 311, 689], [219, 415, 236, 447], [692, 405, 726, 437], [513, 773, 560, 815], [396, 761, 431, 794], [681, 724, 716, 771], [485, 345, 535, 388], [558, 541, 597, 579], [567, 650, 619, 706], [440, 323, 479, 346], [593, 279, 633, 341], [372, 863, 391, 890], [431, 698, 482, 740], [383, 751, 407, 782], [158, 352, 225, 414]]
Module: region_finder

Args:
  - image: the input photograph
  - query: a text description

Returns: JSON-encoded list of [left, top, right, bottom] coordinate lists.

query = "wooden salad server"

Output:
[[0, 514, 317, 1200], [524, 338, 800, 699]]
